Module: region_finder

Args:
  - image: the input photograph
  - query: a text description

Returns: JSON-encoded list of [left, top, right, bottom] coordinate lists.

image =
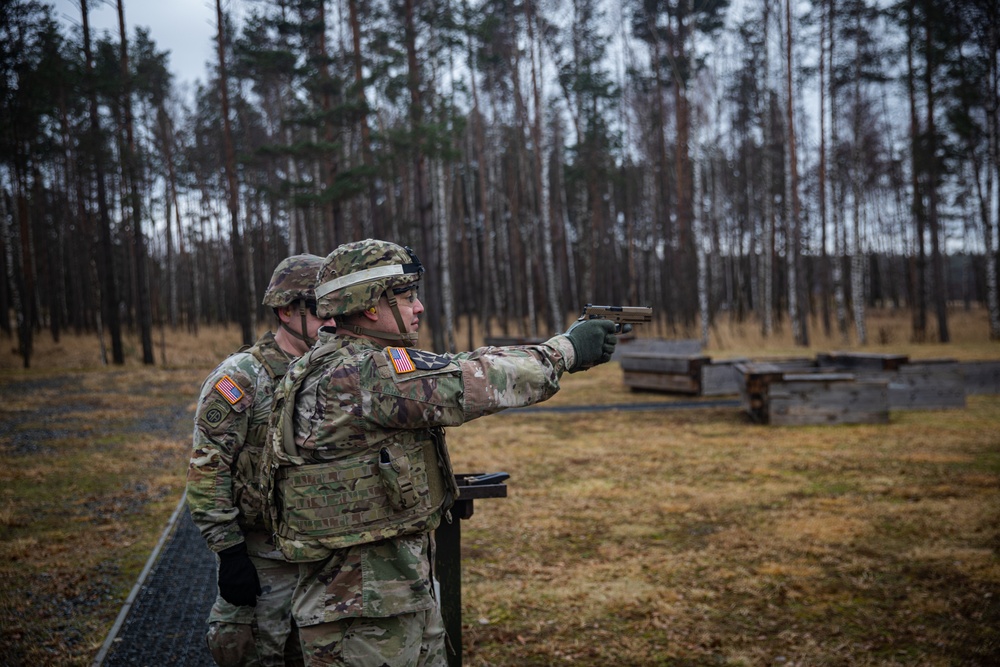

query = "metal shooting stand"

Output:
[[435, 472, 509, 667]]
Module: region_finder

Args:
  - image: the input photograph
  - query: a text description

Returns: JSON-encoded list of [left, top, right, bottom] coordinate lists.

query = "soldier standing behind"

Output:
[[260, 239, 622, 666], [188, 254, 330, 666]]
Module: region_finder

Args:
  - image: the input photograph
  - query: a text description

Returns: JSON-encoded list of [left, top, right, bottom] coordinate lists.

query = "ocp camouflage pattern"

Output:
[[189, 332, 304, 666], [188, 331, 292, 557], [262, 329, 577, 627], [262, 254, 325, 308], [315, 240, 421, 318], [207, 555, 303, 667]]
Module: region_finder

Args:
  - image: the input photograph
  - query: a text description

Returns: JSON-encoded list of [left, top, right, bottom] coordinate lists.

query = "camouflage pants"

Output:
[[298, 606, 448, 667], [207, 555, 304, 667]]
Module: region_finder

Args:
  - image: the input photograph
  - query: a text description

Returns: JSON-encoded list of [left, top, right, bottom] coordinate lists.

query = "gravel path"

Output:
[[97, 506, 217, 667]]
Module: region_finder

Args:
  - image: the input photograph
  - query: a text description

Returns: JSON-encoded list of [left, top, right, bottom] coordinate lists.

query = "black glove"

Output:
[[565, 319, 619, 371], [217, 542, 261, 607]]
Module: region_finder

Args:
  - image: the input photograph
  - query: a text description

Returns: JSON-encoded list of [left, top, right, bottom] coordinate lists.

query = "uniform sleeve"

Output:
[[357, 334, 576, 430], [186, 358, 257, 552]]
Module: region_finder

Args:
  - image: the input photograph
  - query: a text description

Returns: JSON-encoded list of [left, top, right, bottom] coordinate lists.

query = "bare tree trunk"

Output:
[[988, 11, 1000, 339], [828, 1, 848, 342], [674, 7, 695, 326], [467, 52, 498, 336], [907, 0, 928, 342], [818, 0, 831, 337], [553, 119, 579, 316], [433, 159, 456, 352], [403, 0, 443, 351], [924, 13, 949, 343], [348, 0, 380, 238], [785, 0, 807, 346], [849, 19, 867, 346], [82, 0, 124, 363], [117, 0, 153, 364], [526, 0, 560, 334], [215, 0, 253, 345], [1, 191, 29, 367], [694, 142, 709, 347], [762, 0, 774, 337]]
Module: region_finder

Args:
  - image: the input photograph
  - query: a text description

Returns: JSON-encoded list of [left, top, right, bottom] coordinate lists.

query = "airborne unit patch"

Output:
[[214, 375, 245, 404]]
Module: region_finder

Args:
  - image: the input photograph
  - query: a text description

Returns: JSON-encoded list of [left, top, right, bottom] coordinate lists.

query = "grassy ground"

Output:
[[0, 308, 998, 665]]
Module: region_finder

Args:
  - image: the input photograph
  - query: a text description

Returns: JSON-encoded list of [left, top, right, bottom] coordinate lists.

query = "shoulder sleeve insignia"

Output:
[[407, 349, 452, 371], [202, 400, 230, 427], [214, 374, 245, 405], [388, 347, 416, 374]]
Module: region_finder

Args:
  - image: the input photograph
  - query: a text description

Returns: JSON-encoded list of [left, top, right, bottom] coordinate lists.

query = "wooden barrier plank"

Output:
[[620, 338, 702, 355], [768, 378, 889, 426], [623, 370, 700, 394], [619, 353, 708, 375], [816, 351, 910, 371], [959, 360, 1000, 395], [882, 360, 965, 410], [700, 358, 748, 396]]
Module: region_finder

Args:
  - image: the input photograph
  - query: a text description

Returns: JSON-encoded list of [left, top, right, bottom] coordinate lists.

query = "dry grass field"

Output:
[[0, 308, 998, 666]]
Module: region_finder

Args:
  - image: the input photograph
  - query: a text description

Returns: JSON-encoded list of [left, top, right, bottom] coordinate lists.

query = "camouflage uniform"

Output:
[[188, 254, 325, 667], [264, 299, 578, 663]]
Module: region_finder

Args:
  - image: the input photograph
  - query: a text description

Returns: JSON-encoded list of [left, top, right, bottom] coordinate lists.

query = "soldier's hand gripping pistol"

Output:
[[564, 304, 653, 372], [577, 304, 653, 334]]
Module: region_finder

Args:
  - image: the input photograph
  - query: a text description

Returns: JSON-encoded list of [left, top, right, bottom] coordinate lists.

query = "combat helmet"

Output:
[[263, 254, 325, 346], [315, 239, 423, 346]]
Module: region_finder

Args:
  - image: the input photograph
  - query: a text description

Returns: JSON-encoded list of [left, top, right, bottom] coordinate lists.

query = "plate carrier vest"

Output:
[[261, 339, 458, 563]]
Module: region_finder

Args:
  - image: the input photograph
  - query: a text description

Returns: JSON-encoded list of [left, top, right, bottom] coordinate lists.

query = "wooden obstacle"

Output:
[[959, 360, 1000, 395], [815, 351, 909, 371], [618, 337, 747, 396], [617, 344, 991, 423], [879, 359, 966, 410], [814, 352, 964, 409], [621, 353, 709, 394], [619, 348, 803, 397], [735, 361, 890, 425]]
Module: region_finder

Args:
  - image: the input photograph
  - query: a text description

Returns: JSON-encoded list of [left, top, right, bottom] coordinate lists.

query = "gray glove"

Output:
[[565, 319, 619, 371]]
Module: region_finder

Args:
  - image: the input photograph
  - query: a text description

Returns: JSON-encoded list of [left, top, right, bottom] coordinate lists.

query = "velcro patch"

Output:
[[388, 347, 415, 374], [407, 349, 451, 371], [202, 400, 230, 427], [215, 375, 245, 405]]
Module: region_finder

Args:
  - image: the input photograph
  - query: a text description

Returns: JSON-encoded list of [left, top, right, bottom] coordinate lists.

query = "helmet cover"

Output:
[[315, 239, 423, 319], [262, 254, 325, 308]]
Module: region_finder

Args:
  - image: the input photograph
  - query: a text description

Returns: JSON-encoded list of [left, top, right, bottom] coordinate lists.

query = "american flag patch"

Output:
[[214, 375, 244, 405], [388, 347, 415, 374]]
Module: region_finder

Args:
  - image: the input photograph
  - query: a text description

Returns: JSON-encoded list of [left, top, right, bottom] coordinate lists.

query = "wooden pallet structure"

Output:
[[619, 339, 747, 396], [735, 360, 890, 426], [617, 343, 991, 425]]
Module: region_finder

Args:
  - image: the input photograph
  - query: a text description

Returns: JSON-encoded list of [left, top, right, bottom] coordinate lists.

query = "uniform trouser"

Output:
[[207, 555, 304, 667], [297, 605, 448, 667]]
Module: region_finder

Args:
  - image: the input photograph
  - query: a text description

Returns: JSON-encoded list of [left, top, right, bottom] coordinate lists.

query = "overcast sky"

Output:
[[49, 0, 238, 96]]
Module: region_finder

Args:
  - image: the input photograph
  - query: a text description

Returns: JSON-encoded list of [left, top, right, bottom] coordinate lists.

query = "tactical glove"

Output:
[[217, 542, 261, 607], [565, 319, 619, 371]]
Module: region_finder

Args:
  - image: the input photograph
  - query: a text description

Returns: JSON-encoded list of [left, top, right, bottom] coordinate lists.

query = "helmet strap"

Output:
[[278, 302, 316, 348], [386, 291, 419, 346], [338, 290, 418, 346]]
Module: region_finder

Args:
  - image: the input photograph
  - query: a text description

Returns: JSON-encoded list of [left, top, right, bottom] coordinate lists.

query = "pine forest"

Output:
[[1, 0, 999, 367]]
